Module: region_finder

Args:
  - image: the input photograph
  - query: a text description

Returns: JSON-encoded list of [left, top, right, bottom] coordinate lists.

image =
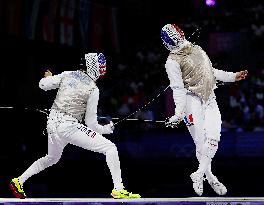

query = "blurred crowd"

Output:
[[99, 0, 264, 133], [1, 0, 263, 133]]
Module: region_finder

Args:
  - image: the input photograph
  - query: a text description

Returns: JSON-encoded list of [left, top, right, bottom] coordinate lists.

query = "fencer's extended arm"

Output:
[[39, 71, 71, 91], [165, 58, 187, 118], [85, 87, 113, 135], [213, 68, 236, 82]]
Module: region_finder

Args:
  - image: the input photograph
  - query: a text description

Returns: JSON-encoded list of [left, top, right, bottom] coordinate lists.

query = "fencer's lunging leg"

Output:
[[18, 154, 61, 184], [18, 134, 64, 184], [64, 125, 124, 191]]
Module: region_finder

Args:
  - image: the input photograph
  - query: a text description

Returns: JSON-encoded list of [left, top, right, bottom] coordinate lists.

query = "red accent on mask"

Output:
[[171, 24, 185, 39]]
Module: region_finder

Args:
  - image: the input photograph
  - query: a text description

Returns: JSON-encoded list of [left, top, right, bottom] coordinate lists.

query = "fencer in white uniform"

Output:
[[161, 24, 248, 196], [10, 53, 140, 199]]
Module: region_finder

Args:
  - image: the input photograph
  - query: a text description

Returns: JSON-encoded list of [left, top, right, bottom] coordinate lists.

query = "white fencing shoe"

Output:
[[207, 177, 227, 195], [190, 171, 205, 196]]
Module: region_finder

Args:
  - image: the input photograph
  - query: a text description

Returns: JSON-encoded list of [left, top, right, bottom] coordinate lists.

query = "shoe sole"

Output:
[[111, 193, 119, 199], [9, 182, 26, 199], [111, 193, 139, 199]]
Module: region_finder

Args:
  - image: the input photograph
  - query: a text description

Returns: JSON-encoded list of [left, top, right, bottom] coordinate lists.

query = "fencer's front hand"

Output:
[[165, 115, 182, 128], [104, 121, 115, 134], [235, 70, 248, 81]]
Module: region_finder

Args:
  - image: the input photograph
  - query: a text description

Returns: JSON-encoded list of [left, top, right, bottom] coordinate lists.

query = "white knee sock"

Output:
[[196, 150, 215, 180], [197, 139, 218, 175], [105, 145, 124, 191], [197, 154, 211, 174]]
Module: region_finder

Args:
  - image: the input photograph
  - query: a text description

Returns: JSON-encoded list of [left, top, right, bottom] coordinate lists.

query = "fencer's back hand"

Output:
[[235, 70, 248, 81], [165, 115, 182, 128], [44, 69, 53, 78]]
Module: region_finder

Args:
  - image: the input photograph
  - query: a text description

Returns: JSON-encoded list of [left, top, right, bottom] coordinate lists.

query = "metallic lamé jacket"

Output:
[[51, 70, 96, 121], [169, 44, 216, 102]]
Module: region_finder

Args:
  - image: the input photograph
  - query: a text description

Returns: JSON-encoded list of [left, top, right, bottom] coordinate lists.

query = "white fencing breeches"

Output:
[[185, 92, 221, 177], [18, 110, 124, 190]]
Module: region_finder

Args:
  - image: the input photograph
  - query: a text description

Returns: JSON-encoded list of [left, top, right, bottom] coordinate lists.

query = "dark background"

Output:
[[0, 0, 263, 198]]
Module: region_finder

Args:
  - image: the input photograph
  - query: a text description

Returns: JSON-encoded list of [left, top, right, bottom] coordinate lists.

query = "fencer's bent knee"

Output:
[[105, 143, 118, 156], [42, 154, 61, 168], [202, 138, 219, 159]]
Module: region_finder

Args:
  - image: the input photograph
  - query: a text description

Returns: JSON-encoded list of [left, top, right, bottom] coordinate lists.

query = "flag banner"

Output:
[[0, 0, 5, 35], [79, 0, 92, 48], [90, 3, 106, 50], [42, 0, 59, 43], [5, 0, 22, 37], [107, 7, 120, 52], [59, 0, 76, 46], [90, 3, 120, 52], [24, 0, 42, 40]]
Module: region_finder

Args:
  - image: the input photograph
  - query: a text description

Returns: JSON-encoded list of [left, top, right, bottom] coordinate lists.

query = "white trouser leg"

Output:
[[57, 122, 124, 190], [196, 151, 214, 181], [185, 94, 206, 167], [198, 94, 221, 175], [204, 94, 221, 142], [197, 138, 218, 174], [202, 94, 221, 179], [186, 93, 221, 176], [18, 132, 66, 184]]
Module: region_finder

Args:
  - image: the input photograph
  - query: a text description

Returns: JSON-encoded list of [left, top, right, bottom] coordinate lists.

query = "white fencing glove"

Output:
[[104, 121, 115, 134], [165, 115, 182, 128]]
